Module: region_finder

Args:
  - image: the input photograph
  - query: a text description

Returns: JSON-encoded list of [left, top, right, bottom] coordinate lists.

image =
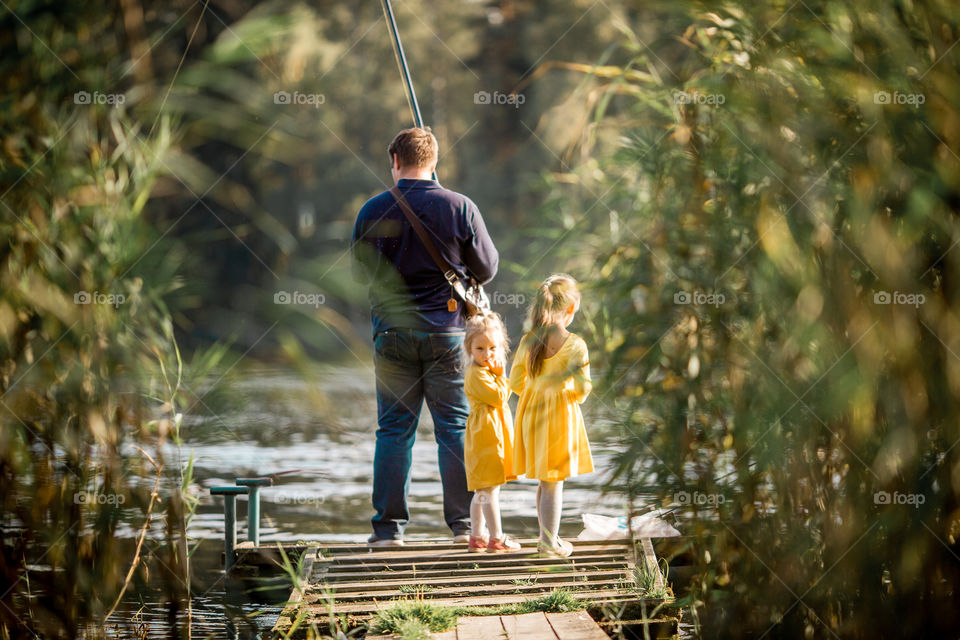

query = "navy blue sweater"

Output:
[[351, 179, 499, 336]]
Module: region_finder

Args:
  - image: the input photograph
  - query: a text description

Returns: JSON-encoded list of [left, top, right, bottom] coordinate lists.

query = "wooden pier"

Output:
[[260, 537, 679, 639]]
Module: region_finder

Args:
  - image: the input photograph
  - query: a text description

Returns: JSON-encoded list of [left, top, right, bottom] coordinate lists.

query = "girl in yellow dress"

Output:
[[463, 312, 521, 552], [510, 274, 593, 557]]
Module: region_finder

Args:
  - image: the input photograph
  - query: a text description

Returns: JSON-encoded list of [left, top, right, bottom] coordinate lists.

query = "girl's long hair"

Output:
[[525, 274, 580, 377], [463, 312, 510, 368]]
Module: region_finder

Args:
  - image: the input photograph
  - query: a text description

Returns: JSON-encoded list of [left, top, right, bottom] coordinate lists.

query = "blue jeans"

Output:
[[371, 328, 472, 539]]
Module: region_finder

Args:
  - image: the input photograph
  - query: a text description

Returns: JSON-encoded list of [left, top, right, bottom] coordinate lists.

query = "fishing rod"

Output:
[[380, 0, 437, 180]]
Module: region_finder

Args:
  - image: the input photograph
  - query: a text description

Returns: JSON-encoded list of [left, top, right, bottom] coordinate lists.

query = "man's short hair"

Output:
[[388, 127, 438, 169]]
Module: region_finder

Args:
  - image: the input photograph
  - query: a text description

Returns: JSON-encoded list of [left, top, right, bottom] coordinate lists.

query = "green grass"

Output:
[[369, 601, 459, 634], [369, 589, 581, 634], [398, 584, 440, 594], [630, 560, 670, 599]]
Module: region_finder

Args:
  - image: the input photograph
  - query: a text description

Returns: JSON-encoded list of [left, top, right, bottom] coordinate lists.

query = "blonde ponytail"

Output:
[[526, 274, 580, 377]]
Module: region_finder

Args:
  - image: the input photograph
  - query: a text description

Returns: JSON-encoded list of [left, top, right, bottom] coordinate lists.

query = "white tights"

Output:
[[537, 480, 563, 547], [470, 486, 502, 539]]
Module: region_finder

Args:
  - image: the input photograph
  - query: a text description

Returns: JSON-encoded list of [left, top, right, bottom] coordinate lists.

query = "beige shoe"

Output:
[[536, 538, 573, 557]]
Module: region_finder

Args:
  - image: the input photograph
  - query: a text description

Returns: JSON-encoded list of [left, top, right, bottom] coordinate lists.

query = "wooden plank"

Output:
[[503, 612, 557, 639], [321, 552, 627, 572], [313, 538, 633, 552], [303, 568, 626, 591], [304, 579, 623, 603], [324, 550, 627, 566], [544, 611, 609, 640], [318, 560, 628, 582], [309, 589, 642, 615], [457, 615, 506, 640], [287, 547, 318, 604], [320, 545, 630, 565]]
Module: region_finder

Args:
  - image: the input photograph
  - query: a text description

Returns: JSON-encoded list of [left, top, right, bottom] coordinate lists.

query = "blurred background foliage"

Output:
[[543, 1, 960, 637], [1, 0, 959, 637]]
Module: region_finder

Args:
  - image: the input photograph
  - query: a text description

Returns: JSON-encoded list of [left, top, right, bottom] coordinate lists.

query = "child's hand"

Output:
[[487, 353, 504, 376]]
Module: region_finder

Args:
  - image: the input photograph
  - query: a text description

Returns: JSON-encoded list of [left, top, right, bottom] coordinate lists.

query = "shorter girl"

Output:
[[510, 274, 593, 557], [463, 312, 521, 552]]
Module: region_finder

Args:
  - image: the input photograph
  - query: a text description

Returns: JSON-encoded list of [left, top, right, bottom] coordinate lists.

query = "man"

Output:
[[351, 127, 499, 546]]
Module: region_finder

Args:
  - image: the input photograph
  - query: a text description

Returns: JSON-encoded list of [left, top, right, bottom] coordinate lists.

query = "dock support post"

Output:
[[210, 486, 249, 570], [235, 477, 273, 546]]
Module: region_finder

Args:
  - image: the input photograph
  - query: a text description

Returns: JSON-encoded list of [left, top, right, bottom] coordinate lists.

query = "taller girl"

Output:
[[510, 274, 594, 557]]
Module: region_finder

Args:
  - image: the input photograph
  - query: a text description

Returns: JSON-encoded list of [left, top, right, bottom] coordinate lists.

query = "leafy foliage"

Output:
[[533, 1, 960, 637]]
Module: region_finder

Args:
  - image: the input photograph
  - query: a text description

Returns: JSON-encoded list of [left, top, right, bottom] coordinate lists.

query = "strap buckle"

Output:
[[443, 270, 459, 284]]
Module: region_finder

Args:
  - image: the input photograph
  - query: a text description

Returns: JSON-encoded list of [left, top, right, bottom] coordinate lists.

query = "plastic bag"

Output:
[[577, 513, 681, 541]]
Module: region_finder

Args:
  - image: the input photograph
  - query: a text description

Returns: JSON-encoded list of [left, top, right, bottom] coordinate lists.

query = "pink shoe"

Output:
[[468, 536, 489, 552], [487, 535, 522, 553]]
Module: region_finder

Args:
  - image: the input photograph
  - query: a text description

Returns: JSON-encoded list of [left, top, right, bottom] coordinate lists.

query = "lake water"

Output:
[[92, 362, 648, 638]]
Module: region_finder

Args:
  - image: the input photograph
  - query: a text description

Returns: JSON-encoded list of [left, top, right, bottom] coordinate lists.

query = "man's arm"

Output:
[[350, 214, 371, 285], [462, 203, 499, 285]]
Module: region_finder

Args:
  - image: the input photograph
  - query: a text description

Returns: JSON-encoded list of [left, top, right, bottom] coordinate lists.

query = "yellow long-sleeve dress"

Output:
[[510, 333, 594, 481], [464, 363, 517, 491]]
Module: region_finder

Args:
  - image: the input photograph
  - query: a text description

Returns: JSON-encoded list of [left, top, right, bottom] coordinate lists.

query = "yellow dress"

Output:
[[464, 363, 517, 491], [510, 333, 594, 481]]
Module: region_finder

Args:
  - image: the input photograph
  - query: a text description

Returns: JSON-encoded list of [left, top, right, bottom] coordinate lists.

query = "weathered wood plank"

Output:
[[320, 542, 630, 562], [314, 538, 632, 553], [544, 611, 609, 640], [303, 568, 626, 592], [325, 551, 626, 567], [311, 589, 642, 615], [304, 579, 624, 603], [503, 612, 557, 639], [318, 560, 628, 582], [457, 615, 506, 640], [320, 553, 627, 573]]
